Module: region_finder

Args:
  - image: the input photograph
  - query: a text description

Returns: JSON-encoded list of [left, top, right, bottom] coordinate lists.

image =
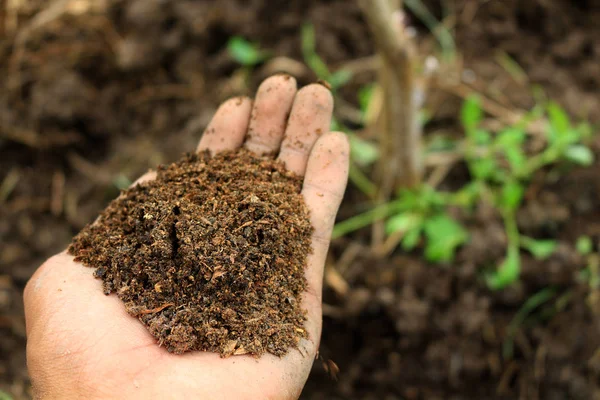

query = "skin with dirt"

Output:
[[2, 0, 600, 398], [68, 149, 312, 357]]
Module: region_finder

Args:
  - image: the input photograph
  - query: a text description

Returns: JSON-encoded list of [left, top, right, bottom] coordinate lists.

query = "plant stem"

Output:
[[503, 210, 520, 248], [332, 200, 402, 239], [503, 287, 557, 359], [523, 148, 556, 176], [358, 0, 422, 191], [349, 163, 378, 199]]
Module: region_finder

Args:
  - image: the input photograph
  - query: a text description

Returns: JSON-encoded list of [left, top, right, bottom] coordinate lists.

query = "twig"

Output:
[[67, 152, 112, 184], [0, 168, 21, 203], [358, 0, 422, 190], [496, 361, 519, 396], [338, 52, 547, 138], [335, 241, 364, 275], [425, 163, 452, 188], [51, 170, 65, 216], [259, 56, 309, 79], [373, 229, 405, 258], [322, 303, 345, 318], [325, 264, 350, 297], [137, 302, 175, 315], [338, 55, 379, 75], [4, 0, 21, 36], [335, 97, 365, 125], [0, 125, 42, 147], [435, 80, 547, 136]]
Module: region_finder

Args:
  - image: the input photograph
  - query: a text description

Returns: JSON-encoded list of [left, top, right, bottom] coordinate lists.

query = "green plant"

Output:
[[576, 235, 600, 290], [347, 132, 379, 198], [385, 187, 468, 262], [227, 37, 270, 67], [301, 23, 352, 92], [333, 184, 468, 263], [576, 235, 593, 255], [334, 95, 595, 289], [461, 95, 593, 289]]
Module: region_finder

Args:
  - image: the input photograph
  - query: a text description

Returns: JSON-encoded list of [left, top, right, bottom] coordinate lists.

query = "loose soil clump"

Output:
[[68, 149, 313, 357]]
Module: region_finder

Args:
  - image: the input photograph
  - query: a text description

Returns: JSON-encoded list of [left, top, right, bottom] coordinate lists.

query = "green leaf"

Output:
[[547, 102, 571, 136], [358, 84, 375, 117], [329, 69, 353, 90], [496, 128, 526, 148], [301, 23, 316, 58], [576, 122, 593, 140], [386, 212, 422, 234], [499, 181, 524, 211], [461, 95, 483, 133], [495, 50, 527, 84], [423, 214, 468, 262], [564, 145, 594, 166], [452, 182, 481, 208], [470, 158, 497, 181], [113, 173, 132, 190], [504, 146, 526, 174], [227, 37, 267, 66], [473, 129, 492, 145], [301, 23, 331, 80], [306, 55, 332, 82], [330, 117, 343, 132], [419, 185, 448, 209], [402, 226, 423, 251], [576, 236, 593, 255], [348, 134, 380, 167], [487, 245, 521, 290], [550, 129, 583, 152], [396, 188, 422, 210], [520, 237, 557, 260]]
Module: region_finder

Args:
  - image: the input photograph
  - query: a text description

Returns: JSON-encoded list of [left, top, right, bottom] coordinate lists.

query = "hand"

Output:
[[23, 75, 349, 399]]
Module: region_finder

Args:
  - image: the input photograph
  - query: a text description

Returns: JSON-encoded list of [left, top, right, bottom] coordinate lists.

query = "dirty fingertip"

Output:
[[197, 96, 253, 153], [308, 131, 350, 170]]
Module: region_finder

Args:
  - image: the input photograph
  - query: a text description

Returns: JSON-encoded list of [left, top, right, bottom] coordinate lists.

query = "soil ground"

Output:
[[1, 0, 600, 398]]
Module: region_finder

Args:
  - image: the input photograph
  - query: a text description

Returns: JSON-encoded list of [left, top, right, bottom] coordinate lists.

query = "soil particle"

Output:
[[68, 149, 313, 357]]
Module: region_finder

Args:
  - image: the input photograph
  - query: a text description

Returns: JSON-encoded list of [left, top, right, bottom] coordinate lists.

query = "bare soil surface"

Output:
[[1, 0, 600, 399]]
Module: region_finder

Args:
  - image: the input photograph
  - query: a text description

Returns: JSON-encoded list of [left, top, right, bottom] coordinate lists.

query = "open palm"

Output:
[[24, 75, 349, 399]]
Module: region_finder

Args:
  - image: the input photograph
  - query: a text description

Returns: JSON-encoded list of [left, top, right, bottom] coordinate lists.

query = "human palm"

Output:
[[24, 75, 349, 399]]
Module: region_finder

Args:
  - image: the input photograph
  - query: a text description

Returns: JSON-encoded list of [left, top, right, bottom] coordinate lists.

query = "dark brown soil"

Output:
[[2, 0, 600, 399], [68, 149, 312, 357]]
